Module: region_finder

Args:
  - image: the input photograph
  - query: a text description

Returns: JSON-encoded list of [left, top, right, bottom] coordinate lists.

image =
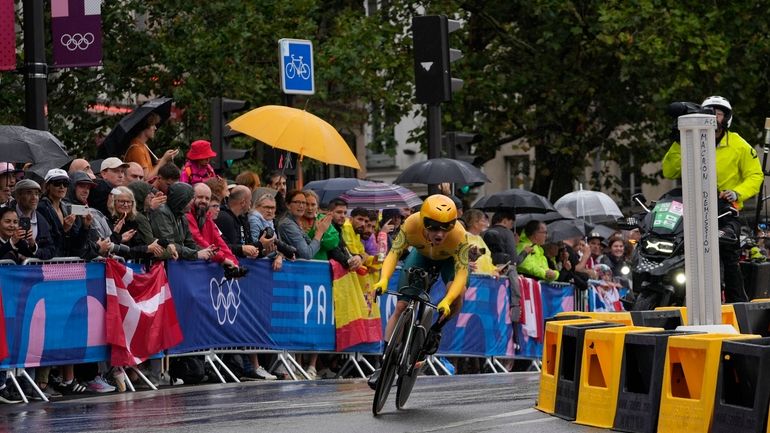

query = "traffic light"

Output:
[[210, 97, 249, 171], [412, 15, 463, 104], [443, 131, 479, 163]]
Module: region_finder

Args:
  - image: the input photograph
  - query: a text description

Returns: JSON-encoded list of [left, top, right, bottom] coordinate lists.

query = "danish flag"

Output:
[[105, 259, 183, 366]]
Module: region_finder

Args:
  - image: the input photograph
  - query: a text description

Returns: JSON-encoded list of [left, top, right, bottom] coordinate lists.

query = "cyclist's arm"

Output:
[[444, 240, 470, 306]]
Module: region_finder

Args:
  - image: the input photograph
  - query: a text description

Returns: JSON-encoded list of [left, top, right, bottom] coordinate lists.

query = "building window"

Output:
[[507, 155, 531, 189]]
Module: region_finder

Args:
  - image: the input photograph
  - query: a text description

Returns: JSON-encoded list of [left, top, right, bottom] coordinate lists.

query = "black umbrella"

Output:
[[304, 177, 375, 207], [394, 158, 490, 185], [473, 188, 556, 214], [0, 125, 72, 178], [546, 219, 589, 243], [515, 210, 566, 229], [99, 97, 173, 158]]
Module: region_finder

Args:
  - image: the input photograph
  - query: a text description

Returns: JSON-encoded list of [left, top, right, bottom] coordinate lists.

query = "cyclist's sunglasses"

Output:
[[423, 217, 455, 232]]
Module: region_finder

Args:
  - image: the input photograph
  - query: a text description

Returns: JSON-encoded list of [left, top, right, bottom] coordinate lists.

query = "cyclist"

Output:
[[662, 95, 763, 302], [368, 194, 470, 389]]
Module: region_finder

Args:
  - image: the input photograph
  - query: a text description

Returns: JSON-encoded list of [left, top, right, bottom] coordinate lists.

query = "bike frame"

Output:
[[372, 267, 439, 415]]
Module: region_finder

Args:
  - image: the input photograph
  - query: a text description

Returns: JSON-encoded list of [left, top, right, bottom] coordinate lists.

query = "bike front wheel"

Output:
[[372, 311, 410, 415], [395, 326, 426, 409]]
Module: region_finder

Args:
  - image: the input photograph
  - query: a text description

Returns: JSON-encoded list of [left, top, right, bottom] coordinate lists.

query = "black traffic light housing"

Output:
[[443, 131, 480, 163], [413, 15, 463, 104], [210, 97, 249, 171]]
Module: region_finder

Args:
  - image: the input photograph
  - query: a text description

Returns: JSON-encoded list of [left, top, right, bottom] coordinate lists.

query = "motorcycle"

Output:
[[625, 189, 738, 311]]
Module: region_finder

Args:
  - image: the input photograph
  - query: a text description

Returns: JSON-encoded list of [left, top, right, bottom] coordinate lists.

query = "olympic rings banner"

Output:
[[165, 260, 277, 354], [51, 0, 103, 67]]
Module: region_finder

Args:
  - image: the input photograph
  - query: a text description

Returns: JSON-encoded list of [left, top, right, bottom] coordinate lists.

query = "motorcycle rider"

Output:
[[662, 95, 763, 302]]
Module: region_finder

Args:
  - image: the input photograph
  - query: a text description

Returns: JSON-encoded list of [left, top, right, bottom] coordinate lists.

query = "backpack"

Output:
[[169, 356, 207, 384]]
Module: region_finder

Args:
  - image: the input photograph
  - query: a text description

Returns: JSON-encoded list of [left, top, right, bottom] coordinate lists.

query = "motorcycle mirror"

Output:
[[631, 193, 647, 206]]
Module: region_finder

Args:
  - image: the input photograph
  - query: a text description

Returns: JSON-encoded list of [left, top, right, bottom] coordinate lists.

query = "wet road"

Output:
[[0, 372, 604, 432]]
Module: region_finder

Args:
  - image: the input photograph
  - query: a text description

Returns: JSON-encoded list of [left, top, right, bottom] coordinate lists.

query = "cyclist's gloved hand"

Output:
[[373, 279, 388, 296], [437, 298, 452, 317]]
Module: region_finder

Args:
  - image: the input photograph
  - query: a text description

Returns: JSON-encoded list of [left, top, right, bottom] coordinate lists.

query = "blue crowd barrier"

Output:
[[0, 260, 573, 369]]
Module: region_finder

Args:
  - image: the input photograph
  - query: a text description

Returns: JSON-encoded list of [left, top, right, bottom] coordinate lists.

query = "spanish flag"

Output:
[[331, 261, 382, 351]]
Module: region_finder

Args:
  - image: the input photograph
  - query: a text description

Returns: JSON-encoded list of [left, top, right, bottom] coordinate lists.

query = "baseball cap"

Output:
[[69, 171, 97, 188], [14, 179, 41, 192], [45, 168, 69, 183], [100, 157, 129, 171]]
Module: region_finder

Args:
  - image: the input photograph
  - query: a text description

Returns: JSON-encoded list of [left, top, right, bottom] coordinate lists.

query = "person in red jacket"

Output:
[[186, 182, 238, 269]]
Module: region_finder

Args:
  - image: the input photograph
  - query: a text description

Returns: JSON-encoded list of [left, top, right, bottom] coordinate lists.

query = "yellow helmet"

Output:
[[421, 194, 458, 231]]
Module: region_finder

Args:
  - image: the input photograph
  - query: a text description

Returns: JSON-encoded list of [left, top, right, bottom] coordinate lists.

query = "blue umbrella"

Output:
[[304, 177, 375, 207]]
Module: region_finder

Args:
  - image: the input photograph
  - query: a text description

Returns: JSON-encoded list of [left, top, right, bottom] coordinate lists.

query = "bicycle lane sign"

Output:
[[278, 38, 315, 95]]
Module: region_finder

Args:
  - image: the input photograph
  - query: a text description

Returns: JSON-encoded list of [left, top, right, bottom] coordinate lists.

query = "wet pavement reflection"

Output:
[[0, 373, 597, 433]]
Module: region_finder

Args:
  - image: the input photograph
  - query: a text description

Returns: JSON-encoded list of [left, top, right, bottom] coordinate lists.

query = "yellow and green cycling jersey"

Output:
[[378, 212, 470, 307]]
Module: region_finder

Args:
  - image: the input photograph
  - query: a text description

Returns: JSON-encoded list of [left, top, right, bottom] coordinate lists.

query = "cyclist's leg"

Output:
[[384, 249, 428, 349], [424, 258, 469, 354], [369, 250, 427, 388]]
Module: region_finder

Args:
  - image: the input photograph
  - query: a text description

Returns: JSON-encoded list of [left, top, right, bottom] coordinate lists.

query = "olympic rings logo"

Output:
[[210, 277, 242, 325], [60, 33, 95, 51]]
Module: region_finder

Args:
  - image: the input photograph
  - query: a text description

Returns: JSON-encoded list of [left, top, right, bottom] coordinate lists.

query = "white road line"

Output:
[[411, 408, 539, 432]]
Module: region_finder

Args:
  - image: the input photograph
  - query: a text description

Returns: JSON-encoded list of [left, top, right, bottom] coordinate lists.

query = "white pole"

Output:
[[678, 113, 721, 325]]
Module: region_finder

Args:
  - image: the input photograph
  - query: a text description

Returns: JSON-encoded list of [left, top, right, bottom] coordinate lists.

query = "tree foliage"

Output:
[[2, 0, 770, 200], [443, 0, 770, 200]]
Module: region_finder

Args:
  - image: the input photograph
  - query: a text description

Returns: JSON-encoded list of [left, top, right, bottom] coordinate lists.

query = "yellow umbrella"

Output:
[[228, 105, 361, 170]]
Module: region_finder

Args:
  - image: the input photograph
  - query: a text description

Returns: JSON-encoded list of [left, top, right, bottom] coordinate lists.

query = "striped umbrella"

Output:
[[340, 183, 422, 210]]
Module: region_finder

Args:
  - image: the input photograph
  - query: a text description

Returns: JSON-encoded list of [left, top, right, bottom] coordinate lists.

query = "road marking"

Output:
[[500, 417, 557, 427], [412, 408, 538, 432]]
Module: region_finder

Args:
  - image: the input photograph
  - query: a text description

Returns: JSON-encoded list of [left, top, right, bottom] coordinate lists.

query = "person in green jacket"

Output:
[[516, 220, 558, 282], [303, 190, 340, 260], [662, 95, 762, 302]]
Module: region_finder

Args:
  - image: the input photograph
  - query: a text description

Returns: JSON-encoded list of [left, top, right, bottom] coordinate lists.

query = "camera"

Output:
[[19, 217, 31, 231], [261, 227, 275, 239], [667, 102, 717, 141], [224, 264, 249, 280], [666, 101, 716, 118], [259, 227, 297, 259]]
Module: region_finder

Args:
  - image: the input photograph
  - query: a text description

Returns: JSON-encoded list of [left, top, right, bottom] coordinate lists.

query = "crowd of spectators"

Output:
[[0, 135, 646, 403]]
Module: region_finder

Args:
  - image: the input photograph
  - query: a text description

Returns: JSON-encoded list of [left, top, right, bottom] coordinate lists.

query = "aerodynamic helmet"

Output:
[[701, 95, 732, 128], [421, 194, 458, 231]]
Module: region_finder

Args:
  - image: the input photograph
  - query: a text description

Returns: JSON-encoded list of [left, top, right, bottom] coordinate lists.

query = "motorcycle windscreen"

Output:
[[649, 200, 684, 234]]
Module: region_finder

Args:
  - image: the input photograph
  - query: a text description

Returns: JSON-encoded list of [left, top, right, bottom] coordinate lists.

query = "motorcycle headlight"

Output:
[[644, 238, 675, 255], [674, 272, 686, 285]]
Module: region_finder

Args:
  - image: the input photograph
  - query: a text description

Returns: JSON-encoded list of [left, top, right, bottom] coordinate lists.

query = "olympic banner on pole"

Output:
[[0, 0, 15, 71], [0, 262, 110, 368], [51, 0, 103, 67]]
